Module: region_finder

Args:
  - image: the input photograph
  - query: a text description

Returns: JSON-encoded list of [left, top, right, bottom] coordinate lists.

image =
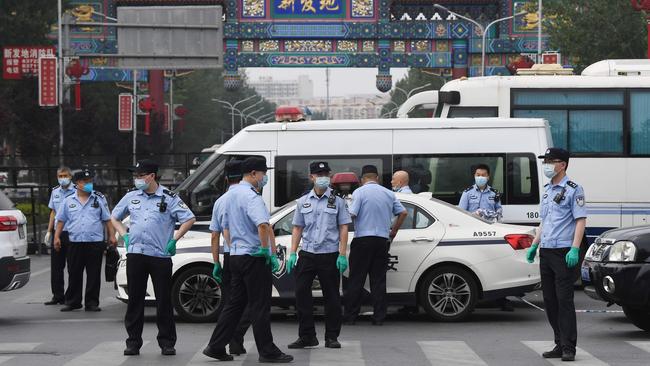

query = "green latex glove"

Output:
[[122, 233, 130, 250], [270, 255, 280, 273], [526, 244, 538, 263], [565, 247, 580, 268], [212, 262, 222, 284], [286, 253, 297, 274], [336, 255, 348, 274], [166, 238, 177, 256], [251, 247, 272, 265]]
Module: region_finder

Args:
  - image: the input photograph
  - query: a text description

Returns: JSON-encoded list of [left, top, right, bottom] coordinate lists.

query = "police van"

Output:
[[176, 118, 551, 226]]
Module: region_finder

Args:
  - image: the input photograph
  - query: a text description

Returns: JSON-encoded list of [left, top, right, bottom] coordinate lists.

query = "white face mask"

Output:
[[542, 163, 557, 179], [58, 177, 71, 187]]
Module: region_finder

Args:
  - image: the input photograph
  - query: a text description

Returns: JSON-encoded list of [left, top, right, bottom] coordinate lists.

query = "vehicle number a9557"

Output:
[[473, 231, 496, 237]]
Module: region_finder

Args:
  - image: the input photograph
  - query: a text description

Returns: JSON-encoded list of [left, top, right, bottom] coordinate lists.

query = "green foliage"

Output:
[[544, 0, 647, 73], [381, 69, 446, 118]]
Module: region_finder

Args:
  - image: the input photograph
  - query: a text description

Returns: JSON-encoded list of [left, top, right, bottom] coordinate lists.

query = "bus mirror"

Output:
[[439, 91, 460, 105]]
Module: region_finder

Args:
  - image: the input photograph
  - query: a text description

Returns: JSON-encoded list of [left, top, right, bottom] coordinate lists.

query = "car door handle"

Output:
[[411, 237, 435, 242]]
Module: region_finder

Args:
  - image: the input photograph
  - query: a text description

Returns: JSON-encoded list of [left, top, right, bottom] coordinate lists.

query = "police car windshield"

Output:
[[429, 197, 494, 224], [271, 201, 297, 216]]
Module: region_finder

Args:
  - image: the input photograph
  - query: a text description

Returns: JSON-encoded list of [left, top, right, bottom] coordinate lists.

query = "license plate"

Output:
[[581, 266, 590, 282], [18, 225, 25, 239]]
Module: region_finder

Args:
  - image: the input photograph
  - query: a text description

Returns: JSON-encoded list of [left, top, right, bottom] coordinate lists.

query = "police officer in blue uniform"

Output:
[[344, 165, 407, 325], [458, 164, 502, 222], [208, 160, 250, 356], [111, 160, 196, 356], [203, 156, 293, 363], [286, 161, 351, 349], [44, 166, 75, 305], [54, 169, 116, 312], [526, 148, 587, 362]]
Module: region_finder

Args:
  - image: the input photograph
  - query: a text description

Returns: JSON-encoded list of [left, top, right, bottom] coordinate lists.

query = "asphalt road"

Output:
[[1, 254, 649, 366]]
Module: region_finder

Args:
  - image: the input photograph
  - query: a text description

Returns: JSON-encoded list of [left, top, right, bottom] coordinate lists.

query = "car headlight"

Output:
[[607, 241, 637, 262]]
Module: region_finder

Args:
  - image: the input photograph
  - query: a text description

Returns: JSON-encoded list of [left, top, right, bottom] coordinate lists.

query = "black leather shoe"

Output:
[[60, 305, 82, 312], [561, 351, 576, 362], [44, 298, 64, 305], [288, 337, 319, 349], [542, 346, 563, 358], [161, 346, 176, 356], [229, 342, 247, 355], [259, 352, 294, 363], [202, 347, 234, 361], [123, 347, 140, 356], [371, 320, 384, 326], [325, 338, 341, 349], [85, 306, 101, 312]]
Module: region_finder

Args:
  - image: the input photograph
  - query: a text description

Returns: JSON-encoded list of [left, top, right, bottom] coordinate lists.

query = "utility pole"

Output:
[[538, 0, 543, 62], [169, 73, 175, 152], [326, 68, 330, 120], [57, 0, 64, 164]]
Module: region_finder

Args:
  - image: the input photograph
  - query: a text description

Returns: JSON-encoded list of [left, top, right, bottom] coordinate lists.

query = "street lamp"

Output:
[[407, 83, 434, 98], [212, 94, 257, 137], [240, 96, 264, 129], [434, 4, 526, 76]]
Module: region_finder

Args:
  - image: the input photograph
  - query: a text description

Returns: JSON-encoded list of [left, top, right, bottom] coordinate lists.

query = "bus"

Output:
[[401, 59, 650, 241]]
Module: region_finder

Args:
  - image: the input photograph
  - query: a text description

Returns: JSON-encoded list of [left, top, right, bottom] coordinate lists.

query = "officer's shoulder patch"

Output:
[[566, 181, 578, 189], [576, 195, 585, 207], [93, 191, 105, 198], [163, 189, 177, 198]]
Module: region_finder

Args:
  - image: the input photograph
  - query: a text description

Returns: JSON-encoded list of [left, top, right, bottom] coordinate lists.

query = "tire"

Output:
[[623, 306, 650, 332], [418, 265, 479, 322], [171, 266, 223, 323]]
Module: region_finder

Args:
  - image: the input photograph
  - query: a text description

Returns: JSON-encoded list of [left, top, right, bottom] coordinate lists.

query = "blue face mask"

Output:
[[58, 178, 71, 187], [82, 183, 93, 193], [134, 178, 149, 191], [257, 174, 268, 189], [315, 176, 330, 189], [542, 163, 557, 179], [474, 176, 488, 187]]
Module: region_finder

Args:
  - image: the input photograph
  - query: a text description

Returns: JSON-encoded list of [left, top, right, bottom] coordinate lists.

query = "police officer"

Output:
[[286, 161, 351, 349], [111, 159, 196, 356], [344, 165, 407, 325], [203, 156, 293, 363], [54, 169, 116, 312], [458, 163, 502, 222], [44, 166, 75, 305], [208, 160, 250, 356], [390, 170, 413, 193], [526, 148, 587, 362]]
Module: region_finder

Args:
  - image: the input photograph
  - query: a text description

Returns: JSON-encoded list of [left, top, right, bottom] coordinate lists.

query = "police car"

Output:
[[0, 190, 30, 292], [116, 192, 539, 322]]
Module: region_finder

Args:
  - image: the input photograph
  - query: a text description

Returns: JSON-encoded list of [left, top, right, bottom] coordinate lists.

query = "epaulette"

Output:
[[128, 187, 139, 192], [489, 187, 500, 194], [52, 185, 61, 189], [93, 191, 105, 198], [163, 189, 177, 197], [566, 181, 578, 189], [544, 183, 550, 188], [463, 186, 473, 192]]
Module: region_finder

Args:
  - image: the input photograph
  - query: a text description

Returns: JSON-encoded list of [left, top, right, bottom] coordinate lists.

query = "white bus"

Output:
[[402, 60, 650, 241]]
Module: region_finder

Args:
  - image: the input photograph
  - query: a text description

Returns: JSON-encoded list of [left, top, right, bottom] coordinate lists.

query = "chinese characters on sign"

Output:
[[38, 57, 58, 107], [118, 94, 134, 131], [3, 46, 56, 80], [163, 103, 171, 133], [273, 0, 344, 18]]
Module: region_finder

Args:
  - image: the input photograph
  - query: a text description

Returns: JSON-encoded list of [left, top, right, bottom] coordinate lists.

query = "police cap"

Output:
[[129, 159, 159, 175], [72, 169, 94, 182], [361, 165, 379, 176], [241, 156, 272, 174], [538, 148, 569, 163], [309, 161, 331, 174], [225, 160, 243, 179]]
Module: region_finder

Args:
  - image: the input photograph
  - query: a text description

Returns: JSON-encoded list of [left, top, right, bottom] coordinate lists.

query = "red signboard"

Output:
[[38, 57, 58, 107], [3, 46, 56, 79], [118, 94, 134, 132], [163, 103, 171, 133]]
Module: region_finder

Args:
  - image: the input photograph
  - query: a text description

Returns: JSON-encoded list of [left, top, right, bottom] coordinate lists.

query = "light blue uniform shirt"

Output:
[[458, 184, 503, 220], [48, 185, 75, 228], [349, 182, 406, 239], [209, 185, 236, 253], [55, 191, 110, 243], [222, 181, 270, 256], [540, 176, 587, 249], [111, 185, 195, 258], [292, 187, 352, 254], [396, 186, 413, 194]]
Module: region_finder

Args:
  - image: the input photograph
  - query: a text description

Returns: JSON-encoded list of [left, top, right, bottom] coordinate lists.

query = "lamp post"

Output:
[[212, 94, 257, 137], [632, 0, 650, 59], [434, 4, 525, 76], [240, 96, 264, 129]]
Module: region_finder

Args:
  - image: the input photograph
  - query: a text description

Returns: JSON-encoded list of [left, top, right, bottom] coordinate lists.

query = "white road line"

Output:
[[309, 341, 364, 366], [186, 342, 252, 365], [522, 341, 608, 366], [626, 341, 650, 353], [63, 341, 148, 366], [418, 341, 487, 366], [0, 343, 41, 364]]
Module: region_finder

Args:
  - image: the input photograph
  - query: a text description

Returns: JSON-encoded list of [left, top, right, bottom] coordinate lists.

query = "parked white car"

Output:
[[0, 190, 30, 291], [116, 193, 540, 322]]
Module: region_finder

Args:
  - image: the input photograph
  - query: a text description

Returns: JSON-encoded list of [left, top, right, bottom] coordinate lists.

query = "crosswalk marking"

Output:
[[186, 342, 253, 365], [522, 341, 608, 366], [309, 341, 364, 366], [63, 341, 148, 366], [627, 341, 650, 354], [418, 341, 487, 366], [0, 343, 40, 365]]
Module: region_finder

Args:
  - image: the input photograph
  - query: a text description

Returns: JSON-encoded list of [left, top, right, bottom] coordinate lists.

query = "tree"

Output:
[[381, 68, 446, 118], [544, 0, 647, 73]]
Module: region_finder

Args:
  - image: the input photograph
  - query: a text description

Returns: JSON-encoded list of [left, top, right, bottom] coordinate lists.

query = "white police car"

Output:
[[115, 193, 540, 322], [0, 190, 30, 292]]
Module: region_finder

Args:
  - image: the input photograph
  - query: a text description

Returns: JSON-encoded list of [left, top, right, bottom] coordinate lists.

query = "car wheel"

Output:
[[171, 266, 222, 323], [418, 265, 479, 322], [623, 306, 650, 332]]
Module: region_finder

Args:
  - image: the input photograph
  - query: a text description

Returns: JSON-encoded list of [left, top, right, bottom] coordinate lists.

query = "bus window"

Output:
[[630, 91, 650, 155], [513, 110, 568, 149], [275, 155, 392, 206], [569, 110, 623, 154], [448, 107, 498, 118]]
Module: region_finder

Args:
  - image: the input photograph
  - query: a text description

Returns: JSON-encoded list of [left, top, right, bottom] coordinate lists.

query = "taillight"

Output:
[[0, 216, 18, 231], [505, 234, 533, 250]]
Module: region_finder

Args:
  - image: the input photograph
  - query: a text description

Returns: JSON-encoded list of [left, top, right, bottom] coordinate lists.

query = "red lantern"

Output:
[[138, 97, 155, 136], [65, 59, 89, 111], [174, 105, 188, 118]]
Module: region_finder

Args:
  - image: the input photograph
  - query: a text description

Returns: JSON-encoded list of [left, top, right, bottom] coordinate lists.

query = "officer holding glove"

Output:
[[287, 161, 351, 350], [526, 148, 587, 362], [111, 159, 195, 357]]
